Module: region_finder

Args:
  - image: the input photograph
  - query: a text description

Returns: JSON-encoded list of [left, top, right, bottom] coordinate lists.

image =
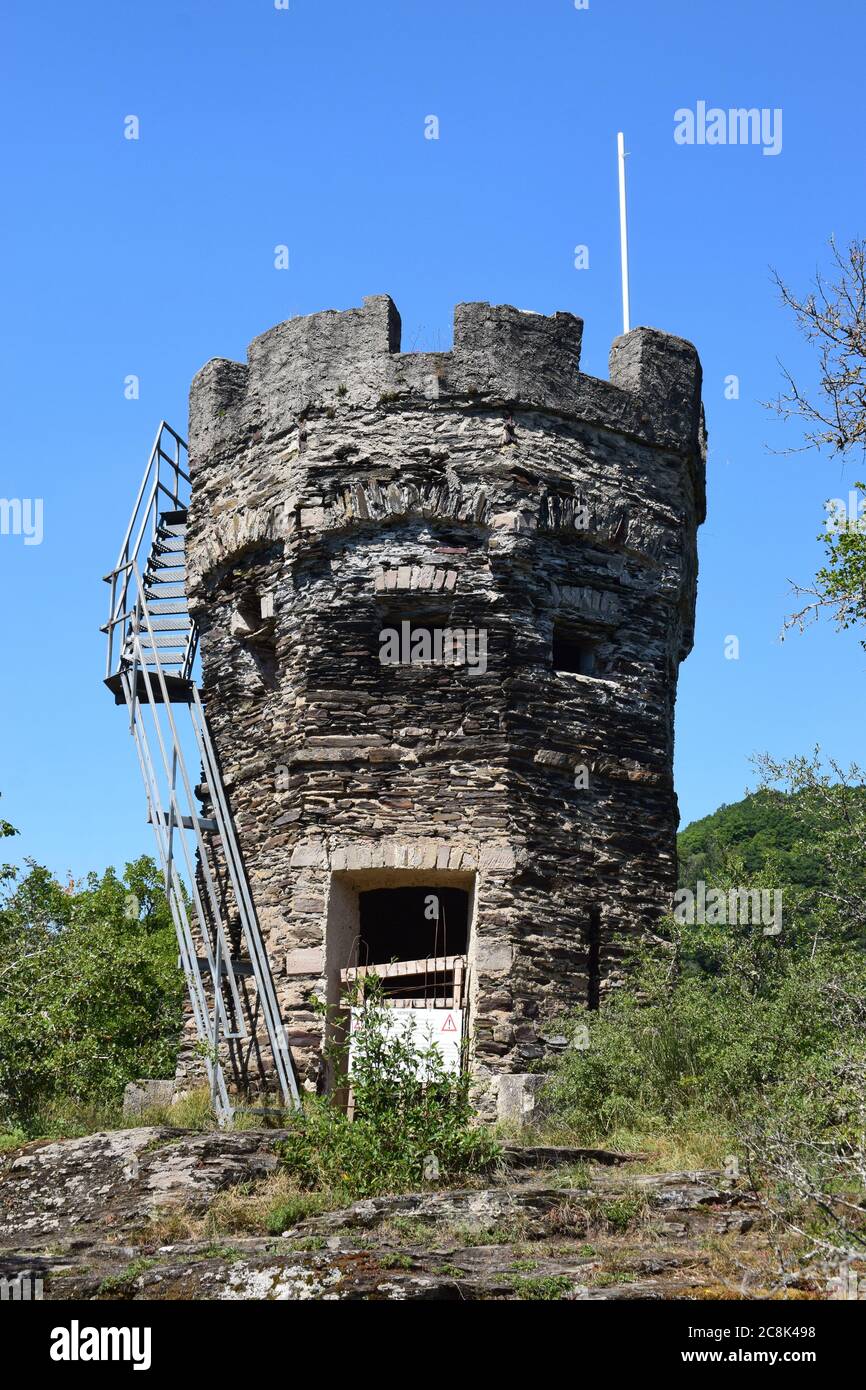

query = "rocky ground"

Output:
[[0, 1128, 828, 1300]]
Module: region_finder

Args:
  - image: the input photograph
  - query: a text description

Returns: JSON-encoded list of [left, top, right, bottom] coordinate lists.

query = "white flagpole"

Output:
[[617, 131, 631, 334]]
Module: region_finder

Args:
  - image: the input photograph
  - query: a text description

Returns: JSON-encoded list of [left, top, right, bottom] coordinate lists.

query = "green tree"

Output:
[[0, 797, 18, 885], [0, 845, 183, 1134], [768, 236, 866, 644]]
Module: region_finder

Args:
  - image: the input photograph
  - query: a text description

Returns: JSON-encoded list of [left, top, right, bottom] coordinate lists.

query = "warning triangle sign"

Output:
[[441, 1014, 457, 1033]]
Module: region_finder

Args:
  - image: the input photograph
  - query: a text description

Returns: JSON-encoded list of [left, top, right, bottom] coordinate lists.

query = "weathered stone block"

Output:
[[122, 1079, 175, 1118], [285, 946, 325, 976], [477, 941, 514, 975], [290, 841, 328, 868], [497, 1074, 546, 1127]]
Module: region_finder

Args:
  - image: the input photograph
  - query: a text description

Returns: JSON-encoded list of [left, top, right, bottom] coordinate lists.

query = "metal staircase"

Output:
[[102, 421, 300, 1125]]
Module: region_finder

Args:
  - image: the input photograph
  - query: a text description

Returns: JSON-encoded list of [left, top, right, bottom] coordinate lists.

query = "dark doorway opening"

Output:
[[358, 886, 469, 966]]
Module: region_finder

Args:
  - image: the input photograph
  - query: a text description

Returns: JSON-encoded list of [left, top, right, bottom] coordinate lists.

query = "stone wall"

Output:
[[184, 296, 706, 1119]]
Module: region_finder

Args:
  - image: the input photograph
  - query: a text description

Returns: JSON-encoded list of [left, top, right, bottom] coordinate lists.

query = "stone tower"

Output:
[[185, 295, 705, 1120]]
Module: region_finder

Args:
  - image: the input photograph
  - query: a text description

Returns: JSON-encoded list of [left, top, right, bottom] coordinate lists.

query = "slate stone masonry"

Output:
[[183, 295, 706, 1120]]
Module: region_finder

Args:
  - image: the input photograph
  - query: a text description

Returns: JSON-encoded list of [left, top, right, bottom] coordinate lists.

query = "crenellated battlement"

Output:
[[187, 297, 705, 594], [190, 296, 705, 466], [185, 297, 706, 620]]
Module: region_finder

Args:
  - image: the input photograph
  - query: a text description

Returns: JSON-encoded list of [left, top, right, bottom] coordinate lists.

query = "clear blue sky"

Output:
[[1, 0, 864, 881]]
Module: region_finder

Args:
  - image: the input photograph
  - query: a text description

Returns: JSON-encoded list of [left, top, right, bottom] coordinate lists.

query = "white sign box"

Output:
[[349, 1007, 464, 1079]]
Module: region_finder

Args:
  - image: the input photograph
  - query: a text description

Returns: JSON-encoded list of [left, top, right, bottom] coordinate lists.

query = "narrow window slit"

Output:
[[553, 623, 598, 676], [586, 905, 601, 1010]]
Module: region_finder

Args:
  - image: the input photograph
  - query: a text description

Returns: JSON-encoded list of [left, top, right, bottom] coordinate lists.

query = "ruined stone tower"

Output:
[[184, 295, 705, 1120]]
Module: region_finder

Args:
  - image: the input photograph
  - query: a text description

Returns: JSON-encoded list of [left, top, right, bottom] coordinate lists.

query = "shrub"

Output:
[[542, 864, 866, 1148], [512, 1274, 574, 1300], [278, 980, 498, 1200]]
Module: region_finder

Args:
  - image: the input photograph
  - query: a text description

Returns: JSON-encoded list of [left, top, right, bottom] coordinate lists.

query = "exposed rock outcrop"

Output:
[[0, 1128, 800, 1302]]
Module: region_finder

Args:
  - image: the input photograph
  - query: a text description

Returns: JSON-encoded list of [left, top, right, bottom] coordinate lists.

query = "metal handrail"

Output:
[[103, 422, 190, 679], [129, 558, 246, 1034], [189, 685, 301, 1110], [102, 422, 301, 1123]]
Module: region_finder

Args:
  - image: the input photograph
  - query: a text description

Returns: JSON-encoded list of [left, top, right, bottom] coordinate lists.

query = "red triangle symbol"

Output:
[[441, 1014, 457, 1032]]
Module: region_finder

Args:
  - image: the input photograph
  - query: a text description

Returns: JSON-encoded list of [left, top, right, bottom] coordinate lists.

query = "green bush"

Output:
[[542, 900, 866, 1144], [547, 758, 866, 1155], [278, 981, 498, 1200]]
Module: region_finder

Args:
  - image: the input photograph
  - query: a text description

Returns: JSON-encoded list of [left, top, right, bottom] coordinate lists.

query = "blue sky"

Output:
[[1, 0, 864, 880]]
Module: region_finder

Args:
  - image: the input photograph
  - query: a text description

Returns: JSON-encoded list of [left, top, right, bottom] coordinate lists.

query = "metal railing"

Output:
[[104, 421, 192, 682], [102, 424, 300, 1125]]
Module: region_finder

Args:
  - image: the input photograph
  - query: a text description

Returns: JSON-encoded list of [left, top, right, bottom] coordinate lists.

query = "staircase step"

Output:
[[149, 809, 218, 832], [136, 632, 191, 649], [153, 536, 186, 553], [159, 509, 188, 528], [145, 584, 186, 600], [131, 645, 188, 659], [146, 601, 189, 615], [144, 576, 185, 591], [135, 615, 191, 632], [146, 555, 185, 572], [144, 575, 185, 591], [140, 645, 187, 658]]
